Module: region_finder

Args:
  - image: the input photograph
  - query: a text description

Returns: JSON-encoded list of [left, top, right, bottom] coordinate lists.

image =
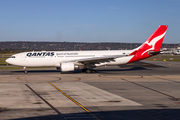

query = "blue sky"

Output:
[[0, 0, 180, 43]]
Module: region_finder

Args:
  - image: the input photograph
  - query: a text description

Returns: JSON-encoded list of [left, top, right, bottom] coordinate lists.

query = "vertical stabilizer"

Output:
[[128, 25, 168, 63]]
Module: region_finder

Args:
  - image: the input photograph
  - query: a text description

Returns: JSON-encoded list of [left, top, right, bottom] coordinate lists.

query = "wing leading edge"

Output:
[[69, 55, 127, 64]]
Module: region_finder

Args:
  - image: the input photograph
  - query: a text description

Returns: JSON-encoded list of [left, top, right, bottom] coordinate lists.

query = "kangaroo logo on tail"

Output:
[[128, 25, 168, 63], [141, 31, 166, 55]]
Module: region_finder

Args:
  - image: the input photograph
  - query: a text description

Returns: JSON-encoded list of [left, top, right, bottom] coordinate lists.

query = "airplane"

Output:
[[173, 49, 180, 55], [6, 25, 168, 73]]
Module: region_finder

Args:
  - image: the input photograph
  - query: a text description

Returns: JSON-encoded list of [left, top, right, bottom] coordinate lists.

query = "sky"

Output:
[[0, 0, 180, 43]]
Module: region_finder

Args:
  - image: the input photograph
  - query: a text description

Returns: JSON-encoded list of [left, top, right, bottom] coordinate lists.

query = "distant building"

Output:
[[161, 46, 180, 54]]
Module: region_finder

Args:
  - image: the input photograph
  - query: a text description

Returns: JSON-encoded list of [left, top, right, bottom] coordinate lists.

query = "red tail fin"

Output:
[[128, 25, 168, 63]]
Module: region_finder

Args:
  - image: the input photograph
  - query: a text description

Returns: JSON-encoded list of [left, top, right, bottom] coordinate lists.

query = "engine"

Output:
[[60, 62, 78, 72]]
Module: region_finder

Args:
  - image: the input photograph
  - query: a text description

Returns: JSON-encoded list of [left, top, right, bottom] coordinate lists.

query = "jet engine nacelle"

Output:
[[60, 62, 78, 72]]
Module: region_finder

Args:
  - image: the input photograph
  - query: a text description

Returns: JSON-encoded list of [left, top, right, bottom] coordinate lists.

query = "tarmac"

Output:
[[0, 60, 180, 120]]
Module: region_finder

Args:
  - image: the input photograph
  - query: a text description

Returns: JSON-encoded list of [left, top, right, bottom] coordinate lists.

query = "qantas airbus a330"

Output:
[[6, 25, 168, 73]]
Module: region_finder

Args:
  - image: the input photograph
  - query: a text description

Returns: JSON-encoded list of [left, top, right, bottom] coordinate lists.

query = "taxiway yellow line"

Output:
[[48, 82, 100, 120]]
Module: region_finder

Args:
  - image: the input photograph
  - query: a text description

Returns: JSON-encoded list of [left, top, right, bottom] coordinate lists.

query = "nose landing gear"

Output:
[[24, 67, 27, 74]]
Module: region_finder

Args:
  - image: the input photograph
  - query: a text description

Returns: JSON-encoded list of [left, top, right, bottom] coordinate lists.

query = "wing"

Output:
[[69, 55, 127, 64]]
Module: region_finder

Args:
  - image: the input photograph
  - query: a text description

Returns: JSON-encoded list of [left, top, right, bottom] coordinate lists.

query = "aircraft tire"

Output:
[[92, 70, 96, 73], [82, 69, 86, 72], [86, 69, 91, 74]]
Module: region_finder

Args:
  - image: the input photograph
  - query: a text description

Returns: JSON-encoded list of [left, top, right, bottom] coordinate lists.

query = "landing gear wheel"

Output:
[[56, 67, 60, 70], [82, 69, 86, 72], [85, 69, 96, 73], [24, 67, 27, 74], [86, 69, 91, 74], [92, 70, 96, 73]]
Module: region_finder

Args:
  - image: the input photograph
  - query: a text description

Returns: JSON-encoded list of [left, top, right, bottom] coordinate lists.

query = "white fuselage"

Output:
[[6, 50, 134, 67]]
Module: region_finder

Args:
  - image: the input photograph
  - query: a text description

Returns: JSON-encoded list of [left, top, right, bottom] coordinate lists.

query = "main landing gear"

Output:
[[82, 69, 96, 73]]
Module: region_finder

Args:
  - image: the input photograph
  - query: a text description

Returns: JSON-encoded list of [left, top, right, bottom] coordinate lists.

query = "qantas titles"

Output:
[[27, 52, 54, 57]]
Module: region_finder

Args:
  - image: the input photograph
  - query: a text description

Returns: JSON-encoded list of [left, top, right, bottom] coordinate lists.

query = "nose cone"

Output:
[[6, 58, 11, 64]]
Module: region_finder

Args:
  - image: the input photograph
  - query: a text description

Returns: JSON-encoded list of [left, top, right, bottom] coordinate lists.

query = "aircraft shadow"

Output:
[[9, 108, 180, 120], [10, 66, 149, 74]]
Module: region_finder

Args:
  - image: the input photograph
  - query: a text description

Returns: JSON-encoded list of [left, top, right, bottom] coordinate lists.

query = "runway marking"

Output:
[[49, 82, 100, 120], [25, 84, 66, 120], [16, 77, 26, 81], [121, 78, 179, 101], [52, 82, 141, 106], [75, 77, 81, 81], [152, 76, 180, 84]]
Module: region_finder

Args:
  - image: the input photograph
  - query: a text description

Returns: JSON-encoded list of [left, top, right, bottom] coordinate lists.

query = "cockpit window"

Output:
[[10, 56, 16, 58]]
